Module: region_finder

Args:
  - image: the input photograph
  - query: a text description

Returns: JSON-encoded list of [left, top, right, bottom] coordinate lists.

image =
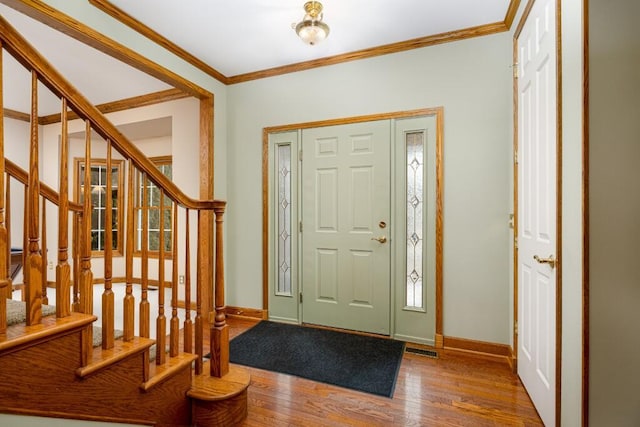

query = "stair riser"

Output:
[[0, 328, 192, 426]]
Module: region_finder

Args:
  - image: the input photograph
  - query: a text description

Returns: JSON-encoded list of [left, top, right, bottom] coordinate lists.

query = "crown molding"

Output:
[[228, 22, 509, 84], [87, 0, 520, 85]]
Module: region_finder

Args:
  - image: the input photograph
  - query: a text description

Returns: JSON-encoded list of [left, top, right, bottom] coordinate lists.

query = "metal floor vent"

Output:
[[405, 347, 438, 358]]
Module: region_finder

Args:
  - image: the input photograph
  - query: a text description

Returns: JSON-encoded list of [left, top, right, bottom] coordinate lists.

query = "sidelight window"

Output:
[[406, 131, 424, 309]]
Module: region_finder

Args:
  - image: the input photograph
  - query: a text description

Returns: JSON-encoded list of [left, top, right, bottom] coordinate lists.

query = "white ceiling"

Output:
[[1, 0, 512, 116], [109, 0, 512, 77]]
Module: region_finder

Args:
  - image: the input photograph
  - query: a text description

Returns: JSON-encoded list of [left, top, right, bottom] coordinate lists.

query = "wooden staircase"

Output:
[[0, 11, 249, 427]]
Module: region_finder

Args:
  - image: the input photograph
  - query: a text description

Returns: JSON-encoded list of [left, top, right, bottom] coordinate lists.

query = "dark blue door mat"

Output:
[[229, 321, 405, 398]]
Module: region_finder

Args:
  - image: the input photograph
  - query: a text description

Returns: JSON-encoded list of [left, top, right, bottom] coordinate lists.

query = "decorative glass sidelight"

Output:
[[276, 144, 292, 296], [406, 131, 424, 309]]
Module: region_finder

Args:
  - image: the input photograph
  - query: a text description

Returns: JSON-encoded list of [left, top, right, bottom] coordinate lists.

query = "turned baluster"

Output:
[[56, 98, 70, 317], [139, 173, 150, 338], [71, 213, 80, 312], [5, 175, 11, 300], [79, 120, 94, 366], [183, 209, 192, 353], [40, 199, 47, 305], [194, 210, 203, 374], [211, 201, 229, 377], [155, 189, 166, 365], [0, 43, 6, 333], [123, 160, 135, 341], [102, 140, 114, 349], [25, 70, 42, 326], [22, 185, 27, 301], [169, 203, 179, 357]]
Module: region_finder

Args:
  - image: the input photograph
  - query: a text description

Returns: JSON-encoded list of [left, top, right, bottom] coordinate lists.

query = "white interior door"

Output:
[[301, 120, 391, 335], [517, 0, 558, 425]]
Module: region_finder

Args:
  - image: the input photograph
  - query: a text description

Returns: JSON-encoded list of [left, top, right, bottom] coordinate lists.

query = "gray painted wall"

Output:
[[589, 0, 640, 424], [227, 33, 513, 344]]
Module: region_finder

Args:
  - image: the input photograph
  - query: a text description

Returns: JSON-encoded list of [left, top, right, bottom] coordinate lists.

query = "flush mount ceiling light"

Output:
[[294, 1, 330, 46]]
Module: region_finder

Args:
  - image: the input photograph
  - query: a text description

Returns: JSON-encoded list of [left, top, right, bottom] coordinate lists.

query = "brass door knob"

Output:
[[371, 236, 387, 244], [533, 254, 556, 269]]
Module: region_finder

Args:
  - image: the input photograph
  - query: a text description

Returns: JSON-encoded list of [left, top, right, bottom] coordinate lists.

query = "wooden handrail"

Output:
[[0, 14, 218, 211], [5, 159, 82, 212]]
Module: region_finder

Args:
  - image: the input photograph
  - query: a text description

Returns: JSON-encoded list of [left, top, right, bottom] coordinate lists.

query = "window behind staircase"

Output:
[[75, 158, 124, 255], [134, 156, 173, 257]]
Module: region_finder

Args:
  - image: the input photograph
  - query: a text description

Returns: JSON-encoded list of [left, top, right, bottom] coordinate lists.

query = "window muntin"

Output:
[[75, 159, 124, 256], [134, 156, 173, 256]]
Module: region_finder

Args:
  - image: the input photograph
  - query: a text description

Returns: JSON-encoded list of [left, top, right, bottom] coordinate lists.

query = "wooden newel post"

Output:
[[211, 201, 229, 378]]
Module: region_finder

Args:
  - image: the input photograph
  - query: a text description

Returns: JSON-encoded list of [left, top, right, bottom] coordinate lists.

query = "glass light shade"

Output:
[[296, 20, 330, 45]]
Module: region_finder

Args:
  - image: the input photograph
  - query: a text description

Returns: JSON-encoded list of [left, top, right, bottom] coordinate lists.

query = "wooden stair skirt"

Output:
[[0, 315, 250, 426], [189, 362, 251, 426]]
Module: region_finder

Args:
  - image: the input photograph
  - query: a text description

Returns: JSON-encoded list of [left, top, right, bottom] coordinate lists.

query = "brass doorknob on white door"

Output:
[[533, 254, 556, 269], [371, 236, 387, 244]]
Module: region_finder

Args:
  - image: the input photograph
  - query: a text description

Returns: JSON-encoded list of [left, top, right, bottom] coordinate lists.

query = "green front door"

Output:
[[301, 120, 391, 335]]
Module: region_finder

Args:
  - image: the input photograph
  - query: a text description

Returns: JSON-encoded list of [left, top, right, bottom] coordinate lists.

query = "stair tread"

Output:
[[188, 362, 251, 401], [76, 336, 155, 378], [0, 312, 96, 352], [141, 352, 197, 391]]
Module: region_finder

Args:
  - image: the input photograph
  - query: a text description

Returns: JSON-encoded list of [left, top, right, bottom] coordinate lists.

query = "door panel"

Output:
[[302, 120, 391, 335], [517, 0, 557, 424]]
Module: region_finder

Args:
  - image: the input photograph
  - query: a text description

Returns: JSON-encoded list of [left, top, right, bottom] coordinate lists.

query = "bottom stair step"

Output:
[[188, 363, 251, 426]]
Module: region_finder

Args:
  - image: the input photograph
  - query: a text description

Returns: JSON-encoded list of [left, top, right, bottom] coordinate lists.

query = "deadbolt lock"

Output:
[[379, 221, 387, 229]]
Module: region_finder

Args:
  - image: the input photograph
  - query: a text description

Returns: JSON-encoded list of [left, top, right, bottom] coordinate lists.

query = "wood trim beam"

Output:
[[3, 108, 30, 122], [511, 23, 520, 375], [0, 0, 210, 98], [38, 88, 189, 125], [5, 89, 187, 125], [434, 107, 444, 346], [555, 1, 564, 424], [199, 96, 215, 319], [504, 0, 522, 29], [264, 108, 444, 134], [88, 0, 228, 85], [228, 22, 509, 84]]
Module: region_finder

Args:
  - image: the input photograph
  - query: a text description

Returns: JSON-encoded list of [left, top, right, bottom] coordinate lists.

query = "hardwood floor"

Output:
[[221, 317, 543, 426]]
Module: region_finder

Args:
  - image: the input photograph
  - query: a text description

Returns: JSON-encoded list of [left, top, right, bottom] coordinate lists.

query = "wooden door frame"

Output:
[[512, 0, 563, 424], [262, 108, 444, 345]]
